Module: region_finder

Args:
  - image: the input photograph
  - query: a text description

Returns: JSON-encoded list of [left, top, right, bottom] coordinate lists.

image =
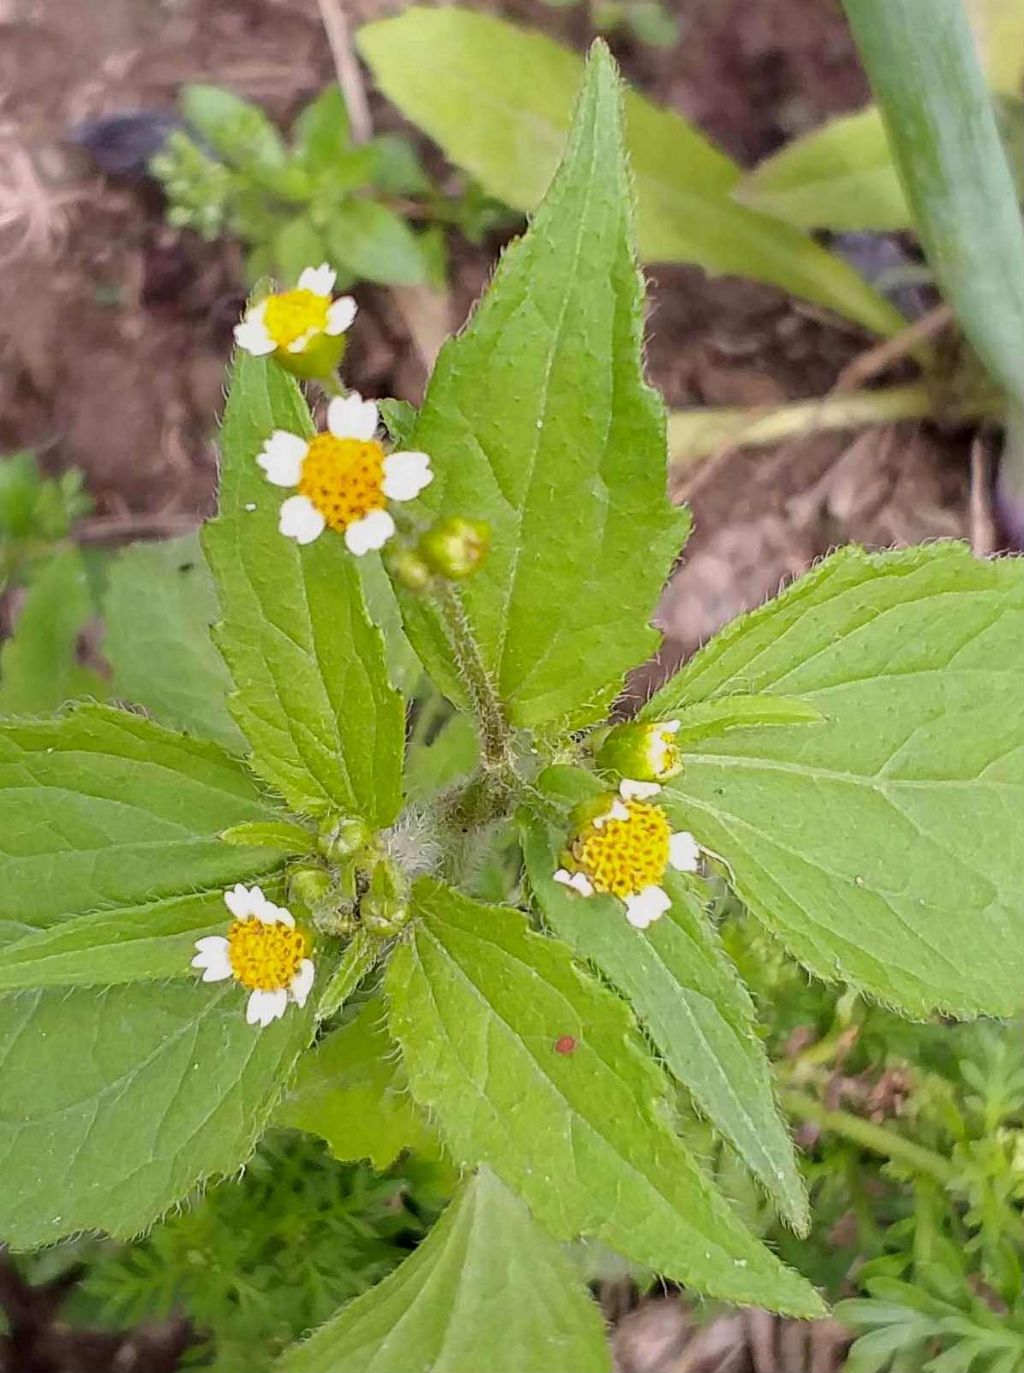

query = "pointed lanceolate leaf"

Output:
[[275, 992, 434, 1169], [391, 43, 689, 729], [386, 879, 822, 1315], [0, 705, 286, 948], [358, 9, 905, 337], [204, 352, 405, 824], [280, 1167, 612, 1373], [104, 534, 244, 751], [646, 543, 1024, 1017], [0, 979, 312, 1248], [523, 812, 807, 1231]]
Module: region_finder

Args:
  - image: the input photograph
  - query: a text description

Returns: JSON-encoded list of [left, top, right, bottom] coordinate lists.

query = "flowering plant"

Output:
[[3, 44, 1024, 1370]]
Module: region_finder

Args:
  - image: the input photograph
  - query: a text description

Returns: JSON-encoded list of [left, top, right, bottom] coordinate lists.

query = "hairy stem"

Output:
[[781, 1089, 955, 1185], [433, 579, 515, 772]]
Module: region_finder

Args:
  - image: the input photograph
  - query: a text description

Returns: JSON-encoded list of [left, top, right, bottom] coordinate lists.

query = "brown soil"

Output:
[[0, 0, 977, 1366]]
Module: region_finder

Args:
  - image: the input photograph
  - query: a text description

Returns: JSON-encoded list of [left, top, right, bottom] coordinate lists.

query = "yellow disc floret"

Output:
[[572, 799, 671, 899], [262, 289, 330, 351], [298, 434, 387, 532], [227, 917, 309, 992]]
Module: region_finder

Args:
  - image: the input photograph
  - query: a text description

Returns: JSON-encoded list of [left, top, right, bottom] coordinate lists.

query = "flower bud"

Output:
[[288, 865, 332, 912], [318, 814, 371, 862], [418, 516, 490, 580], [275, 331, 347, 382], [594, 719, 682, 783], [360, 860, 412, 937], [385, 544, 434, 592]]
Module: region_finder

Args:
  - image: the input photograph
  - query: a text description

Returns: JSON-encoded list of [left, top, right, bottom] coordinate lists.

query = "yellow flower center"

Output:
[[652, 730, 681, 777], [572, 799, 671, 899], [227, 917, 308, 992], [263, 289, 330, 351], [298, 435, 388, 532]]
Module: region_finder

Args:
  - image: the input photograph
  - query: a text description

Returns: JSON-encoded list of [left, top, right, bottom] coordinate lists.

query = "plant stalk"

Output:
[[782, 1089, 955, 1186], [433, 579, 515, 773]]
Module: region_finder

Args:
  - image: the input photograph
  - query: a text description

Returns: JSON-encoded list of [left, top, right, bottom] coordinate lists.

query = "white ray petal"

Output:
[[624, 885, 671, 929], [246, 987, 289, 1027], [290, 959, 316, 1007], [381, 450, 433, 501], [298, 263, 336, 295], [553, 868, 595, 897], [327, 393, 378, 441], [224, 883, 253, 918], [344, 509, 395, 555], [257, 430, 308, 487], [669, 830, 701, 873], [592, 799, 629, 828], [279, 495, 326, 545], [233, 303, 275, 355], [326, 295, 357, 334], [620, 778, 661, 801]]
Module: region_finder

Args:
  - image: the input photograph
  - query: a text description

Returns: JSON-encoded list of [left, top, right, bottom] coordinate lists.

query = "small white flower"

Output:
[[624, 885, 672, 929], [255, 391, 433, 555], [554, 868, 595, 897], [234, 266, 357, 360], [192, 885, 314, 1029]]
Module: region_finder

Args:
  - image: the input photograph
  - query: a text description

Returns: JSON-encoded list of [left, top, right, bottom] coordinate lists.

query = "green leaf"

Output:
[[0, 889, 249, 990], [386, 879, 823, 1314], [279, 1167, 612, 1373], [357, 9, 905, 338], [0, 549, 104, 714], [357, 552, 421, 696], [842, 0, 1024, 406], [293, 86, 351, 170], [316, 929, 378, 1018], [366, 134, 431, 196], [736, 107, 908, 232], [523, 811, 807, 1231], [657, 693, 824, 746], [274, 217, 328, 287], [647, 543, 1024, 1017], [327, 199, 428, 286], [204, 350, 405, 824], [219, 820, 316, 854], [0, 704, 286, 947], [394, 43, 690, 729], [276, 992, 433, 1169], [182, 83, 287, 171], [104, 534, 244, 750], [0, 978, 311, 1248]]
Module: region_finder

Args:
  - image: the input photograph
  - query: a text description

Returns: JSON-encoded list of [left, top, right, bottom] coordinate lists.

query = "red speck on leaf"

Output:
[[555, 1035, 577, 1055]]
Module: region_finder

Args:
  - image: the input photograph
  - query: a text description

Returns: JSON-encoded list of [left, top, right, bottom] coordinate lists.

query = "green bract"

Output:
[[4, 39, 1024, 1369]]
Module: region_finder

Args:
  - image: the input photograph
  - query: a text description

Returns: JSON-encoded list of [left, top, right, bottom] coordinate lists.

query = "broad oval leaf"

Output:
[[646, 543, 1024, 1018], [104, 534, 244, 750], [0, 978, 312, 1248], [393, 43, 690, 729], [0, 704, 286, 948], [204, 351, 405, 825], [386, 879, 823, 1315], [358, 9, 905, 338], [328, 199, 429, 287], [280, 1167, 612, 1373], [523, 811, 807, 1231]]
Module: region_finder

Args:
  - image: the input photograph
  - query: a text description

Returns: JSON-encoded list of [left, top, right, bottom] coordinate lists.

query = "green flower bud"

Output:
[[418, 516, 491, 580], [594, 719, 682, 783], [385, 544, 434, 592], [361, 860, 412, 937], [318, 814, 372, 862], [289, 865, 332, 912]]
